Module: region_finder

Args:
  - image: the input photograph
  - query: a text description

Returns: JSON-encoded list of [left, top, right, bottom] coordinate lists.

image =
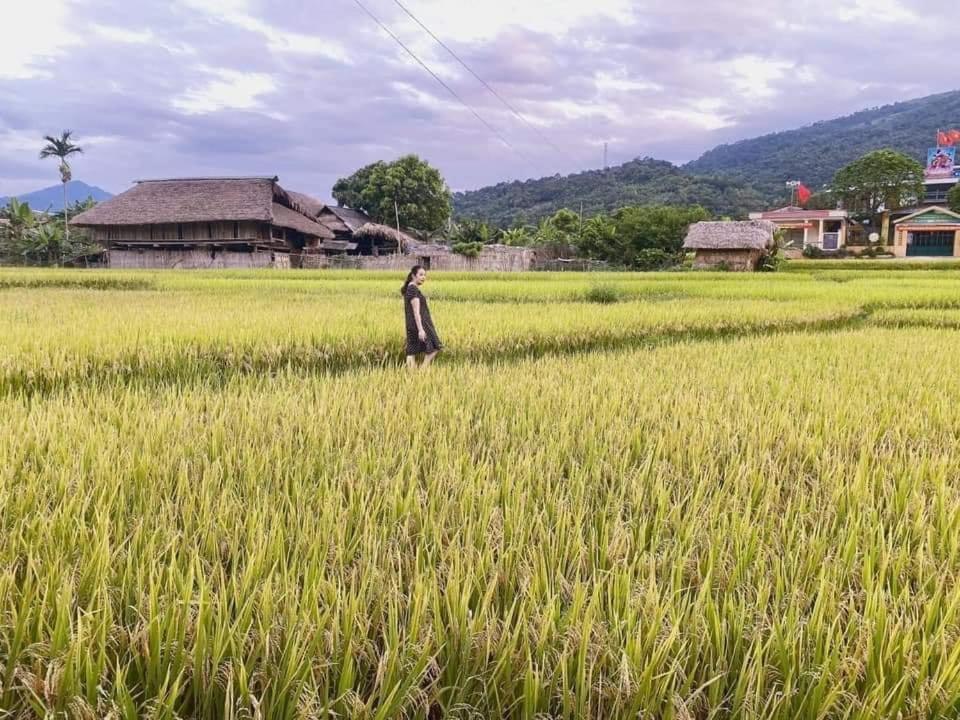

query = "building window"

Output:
[[177, 224, 184, 240], [925, 186, 953, 204], [233, 222, 240, 239], [272, 226, 284, 239], [207, 223, 213, 239]]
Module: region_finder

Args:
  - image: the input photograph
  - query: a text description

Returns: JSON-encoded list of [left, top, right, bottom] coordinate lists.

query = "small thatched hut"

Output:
[[683, 220, 776, 271], [316, 206, 416, 255], [70, 177, 333, 269]]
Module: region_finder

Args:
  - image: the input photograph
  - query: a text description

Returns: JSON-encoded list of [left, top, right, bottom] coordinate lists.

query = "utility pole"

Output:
[[785, 180, 800, 206], [394, 198, 401, 255], [603, 142, 608, 171]]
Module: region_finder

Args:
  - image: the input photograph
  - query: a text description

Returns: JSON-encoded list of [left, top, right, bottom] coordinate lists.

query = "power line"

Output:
[[391, 0, 569, 160], [350, 0, 530, 161]]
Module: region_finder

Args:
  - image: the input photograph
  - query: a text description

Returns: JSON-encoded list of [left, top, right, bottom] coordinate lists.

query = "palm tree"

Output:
[[39, 130, 83, 244]]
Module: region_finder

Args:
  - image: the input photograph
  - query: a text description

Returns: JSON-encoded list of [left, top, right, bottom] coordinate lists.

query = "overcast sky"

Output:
[[0, 0, 948, 199]]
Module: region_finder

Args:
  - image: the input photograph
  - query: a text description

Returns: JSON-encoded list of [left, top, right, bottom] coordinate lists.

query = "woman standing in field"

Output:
[[402, 265, 443, 369]]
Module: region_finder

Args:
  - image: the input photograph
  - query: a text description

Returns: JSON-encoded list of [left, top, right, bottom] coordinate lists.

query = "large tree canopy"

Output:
[[332, 155, 452, 232], [831, 149, 924, 228], [576, 204, 710, 267]]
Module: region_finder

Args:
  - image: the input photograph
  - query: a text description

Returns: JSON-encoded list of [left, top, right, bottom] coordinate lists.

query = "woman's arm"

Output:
[[411, 297, 426, 339]]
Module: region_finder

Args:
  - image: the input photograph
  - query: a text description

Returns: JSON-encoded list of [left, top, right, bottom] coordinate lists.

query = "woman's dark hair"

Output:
[[400, 265, 424, 296]]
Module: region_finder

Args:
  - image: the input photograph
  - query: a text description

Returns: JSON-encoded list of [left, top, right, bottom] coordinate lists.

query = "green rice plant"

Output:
[[4, 270, 960, 717]]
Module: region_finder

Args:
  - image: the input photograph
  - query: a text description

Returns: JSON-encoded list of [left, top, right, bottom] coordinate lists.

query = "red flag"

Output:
[[797, 183, 812, 206], [950, 129, 960, 145], [939, 131, 952, 146]]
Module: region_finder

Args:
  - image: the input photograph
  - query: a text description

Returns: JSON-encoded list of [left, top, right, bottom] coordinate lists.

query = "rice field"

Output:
[[4, 267, 960, 719]]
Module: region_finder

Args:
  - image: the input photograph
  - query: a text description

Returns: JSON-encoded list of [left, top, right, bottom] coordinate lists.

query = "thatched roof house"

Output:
[[70, 177, 333, 269], [683, 220, 776, 271], [315, 205, 416, 255]]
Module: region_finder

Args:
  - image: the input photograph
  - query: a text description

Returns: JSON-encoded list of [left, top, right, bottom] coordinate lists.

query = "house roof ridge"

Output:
[[134, 176, 278, 184]]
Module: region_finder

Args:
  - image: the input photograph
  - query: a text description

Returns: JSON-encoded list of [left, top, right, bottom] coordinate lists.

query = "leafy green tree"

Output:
[[611, 205, 710, 266], [804, 190, 837, 211], [39, 130, 83, 244], [948, 183, 960, 213], [1, 197, 102, 266], [831, 149, 924, 229], [532, 209, 581, 258], [547, 208, 580, 237], [332, 155, 452, 232], [1, 198, 35, 236], [576, 215, 618, 261], [331, 161, 384, 211], [499, 227, 533, 247], [449, 218, 491, 246]]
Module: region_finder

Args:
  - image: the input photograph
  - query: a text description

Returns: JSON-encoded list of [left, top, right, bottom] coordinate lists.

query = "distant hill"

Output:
[[455, 90, 960, 227], [453, 158, 767, 227], [0, 181, 113, 211], [685, 90, 960, 195]]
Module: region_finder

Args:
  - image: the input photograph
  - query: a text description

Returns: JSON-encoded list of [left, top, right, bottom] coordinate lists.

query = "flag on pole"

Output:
[[938, 129, 960, 146], [797, 183, 812, 206]]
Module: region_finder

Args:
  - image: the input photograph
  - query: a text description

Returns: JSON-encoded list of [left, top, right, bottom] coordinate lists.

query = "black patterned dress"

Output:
[[404, 284, 443, 355]]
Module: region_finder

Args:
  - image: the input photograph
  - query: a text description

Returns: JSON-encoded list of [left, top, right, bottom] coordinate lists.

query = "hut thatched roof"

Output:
[[71, 178, 276, 226], [70, 177, 330, 238], [353, 222, 417, 248], [683, 220, 776, 250], [286, 190, 325, 218]]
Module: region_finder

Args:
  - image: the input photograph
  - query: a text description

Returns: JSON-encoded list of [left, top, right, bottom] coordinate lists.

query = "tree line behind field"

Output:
[[334, 150, 960, 270]]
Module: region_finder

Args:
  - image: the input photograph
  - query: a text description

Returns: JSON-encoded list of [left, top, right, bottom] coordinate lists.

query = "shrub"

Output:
[[803, 245, 825, 259], [451, 241, 484, 258], [583, 284, 623, 304], [757, 249, 782, 272], [632, 248, 678, 271]]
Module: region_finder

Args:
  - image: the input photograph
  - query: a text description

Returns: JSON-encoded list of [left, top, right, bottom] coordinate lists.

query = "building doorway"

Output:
[[907, 231, 955, 256]]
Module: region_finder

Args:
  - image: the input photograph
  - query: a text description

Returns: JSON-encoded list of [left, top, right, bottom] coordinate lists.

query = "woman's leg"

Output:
[[421, 351, 438, 368], [406, 355, 418, 369]]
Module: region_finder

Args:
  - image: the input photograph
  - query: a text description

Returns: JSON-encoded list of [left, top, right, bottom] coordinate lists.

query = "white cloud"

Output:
[[393, 0, 634, 41], [172, 68, 277, 114], [594, 70, 663, 94], [656, 107, 733, 132], [722, 55, 794, 100], [836, 0, 917, 23], [0, 128, 46, 154], [0, 0, 79, 79], [91, 24, 156, 44], [390, 81, 458, 112], [177, 0, 350, 63]]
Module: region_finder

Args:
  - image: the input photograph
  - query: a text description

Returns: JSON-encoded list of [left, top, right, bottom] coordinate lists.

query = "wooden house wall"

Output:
[[691, 249, 761, 271], [92, 221, 269, 244], [108, 248, 286, 269]]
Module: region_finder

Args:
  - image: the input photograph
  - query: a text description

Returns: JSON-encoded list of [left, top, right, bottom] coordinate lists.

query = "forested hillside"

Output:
[[454, 90, 960, 228], [686, 90, 960, 194], [453, 158, 766, 227]]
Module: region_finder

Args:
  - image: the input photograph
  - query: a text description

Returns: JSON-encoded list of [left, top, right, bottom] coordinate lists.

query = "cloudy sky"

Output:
[[0, 0, 947, 199]]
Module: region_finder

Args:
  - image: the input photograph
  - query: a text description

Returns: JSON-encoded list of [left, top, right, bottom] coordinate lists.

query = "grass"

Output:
[[5, 268, 960, 718]]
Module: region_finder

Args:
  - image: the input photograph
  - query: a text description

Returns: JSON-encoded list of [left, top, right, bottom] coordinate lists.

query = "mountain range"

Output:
[[0, 181, 113, 212], [455, 90, 960, 227]]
